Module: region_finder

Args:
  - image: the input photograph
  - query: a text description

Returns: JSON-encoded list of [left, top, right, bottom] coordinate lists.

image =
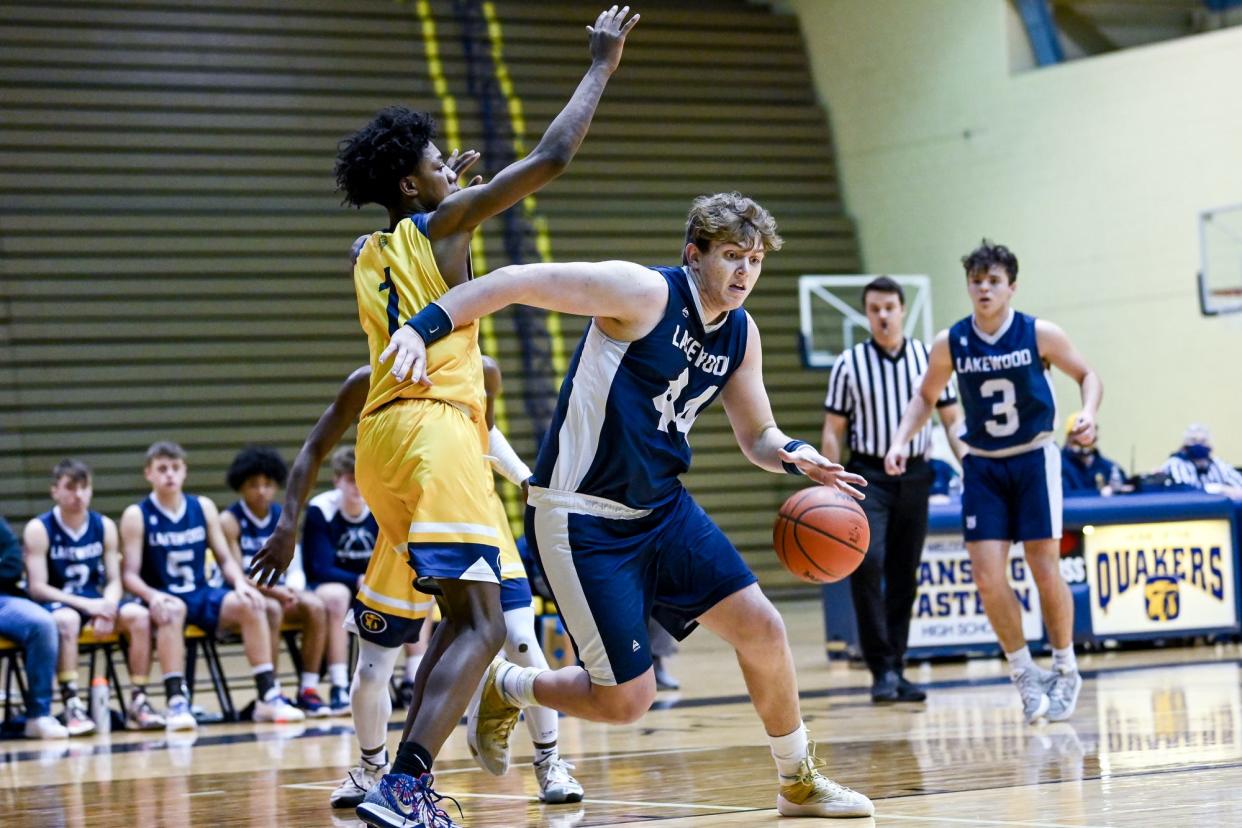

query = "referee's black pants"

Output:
[[846, 455, 933, 679]]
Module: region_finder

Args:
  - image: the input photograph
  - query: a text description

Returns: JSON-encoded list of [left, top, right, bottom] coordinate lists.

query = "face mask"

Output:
[[1067, 444, 1096, 457], [1184, 443, 1211, 462]]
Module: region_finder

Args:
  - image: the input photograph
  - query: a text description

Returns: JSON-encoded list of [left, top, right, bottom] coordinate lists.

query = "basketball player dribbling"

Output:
[[885, 240, 1101, 724], [312, 8, 637, 826], [383, 192, 876, 818]]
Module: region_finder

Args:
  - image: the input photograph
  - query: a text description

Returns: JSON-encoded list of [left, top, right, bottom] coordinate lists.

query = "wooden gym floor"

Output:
[[3, 597, 1242, 827]]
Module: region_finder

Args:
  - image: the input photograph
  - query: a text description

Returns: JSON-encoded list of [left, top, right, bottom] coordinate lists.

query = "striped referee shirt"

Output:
[[824, 338, 957, 459], [1158, 454, 1242, 490]]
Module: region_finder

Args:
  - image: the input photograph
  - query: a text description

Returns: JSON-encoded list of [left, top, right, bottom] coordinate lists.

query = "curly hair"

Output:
[[961, 239, 1019, 283], [682, 192, 783, 264], [226, 445, 288, 491], [334, 106, 437, 210]]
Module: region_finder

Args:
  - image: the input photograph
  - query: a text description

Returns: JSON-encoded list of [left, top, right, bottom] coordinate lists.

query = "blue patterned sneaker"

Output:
[[356, 773, 461, 828], [329, 685, 351, 716]]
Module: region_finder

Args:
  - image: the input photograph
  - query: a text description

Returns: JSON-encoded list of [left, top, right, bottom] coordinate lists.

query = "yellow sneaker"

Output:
[[466, 659, 522, 776], [776, 742, 874, 818]]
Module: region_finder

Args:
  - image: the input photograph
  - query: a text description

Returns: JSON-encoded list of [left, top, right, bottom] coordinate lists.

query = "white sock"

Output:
[[497, 661, 544, 708], [769, 723, 809, 781], [360, 744, 388, 770], [1051, 645, 1077, 673], [351, 641, 399, 753], [405, 654, 423, 682], [329, 662, 349, 689], [1005, 646, 1035, 674], [300, 672, 319, 693], [503, 606, 558, 744]]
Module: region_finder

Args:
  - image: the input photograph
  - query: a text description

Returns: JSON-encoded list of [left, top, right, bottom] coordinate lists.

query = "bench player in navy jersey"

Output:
[[220, 446, 330, 717], [23, 459, 165, 732], [120, 441, 305, 726], [384, 192, 875, 818], [302, 446, 379, 715], [885, 240, 1101, 724]]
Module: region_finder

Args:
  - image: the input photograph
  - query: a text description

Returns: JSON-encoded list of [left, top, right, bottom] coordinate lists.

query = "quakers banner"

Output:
[[908, 535, 1043, 648], [1085, 519, 1236, 636]]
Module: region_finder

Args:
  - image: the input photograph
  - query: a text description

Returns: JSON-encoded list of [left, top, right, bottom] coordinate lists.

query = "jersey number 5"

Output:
[[165, 549, 197, 594], [980, 378, 1019, 438]]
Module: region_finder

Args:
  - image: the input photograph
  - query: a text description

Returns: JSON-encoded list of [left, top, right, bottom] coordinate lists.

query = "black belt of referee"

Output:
[[847, 453, 927, 476]]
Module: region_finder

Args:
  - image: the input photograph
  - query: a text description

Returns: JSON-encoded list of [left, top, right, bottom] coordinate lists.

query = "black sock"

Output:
[[254, 669, 276, 701], [60, 682, 79, 705], [164, 674, 188, 702], [391, 741, 433, 777]]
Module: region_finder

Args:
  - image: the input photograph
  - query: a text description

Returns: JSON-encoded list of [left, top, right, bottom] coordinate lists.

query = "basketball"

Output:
[[773, 487, 870, 584]]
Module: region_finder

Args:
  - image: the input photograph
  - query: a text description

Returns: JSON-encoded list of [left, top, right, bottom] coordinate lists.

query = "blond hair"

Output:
[[682, 192, 783, 264]]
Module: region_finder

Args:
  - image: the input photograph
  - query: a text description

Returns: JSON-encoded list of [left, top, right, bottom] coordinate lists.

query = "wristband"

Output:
[[404, 302, 453, 346], [782, 440, 810, 475]]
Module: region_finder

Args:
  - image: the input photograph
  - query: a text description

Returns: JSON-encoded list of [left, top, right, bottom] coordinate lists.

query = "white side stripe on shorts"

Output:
[[357, 582, 437, 613], [407, 521, 500, 538]]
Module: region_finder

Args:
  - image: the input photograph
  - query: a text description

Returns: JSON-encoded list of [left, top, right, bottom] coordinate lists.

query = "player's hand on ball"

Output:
[[777, 445, 867, 500], [587, 5, 640, 74], [381, 326, 432, 386], [884, 447, 907, 477]]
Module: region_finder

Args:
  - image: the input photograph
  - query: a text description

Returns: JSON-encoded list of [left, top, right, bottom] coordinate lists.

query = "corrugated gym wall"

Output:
[[0, 0, 862, 588]]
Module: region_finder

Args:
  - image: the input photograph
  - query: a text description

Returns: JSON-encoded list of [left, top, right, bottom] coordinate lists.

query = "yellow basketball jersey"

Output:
[[353, 214, 485, 420]]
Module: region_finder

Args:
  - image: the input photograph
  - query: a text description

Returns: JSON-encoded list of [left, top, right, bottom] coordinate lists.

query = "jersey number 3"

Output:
[[653, 369, 716, 434], [980, 378, 1019, 437]]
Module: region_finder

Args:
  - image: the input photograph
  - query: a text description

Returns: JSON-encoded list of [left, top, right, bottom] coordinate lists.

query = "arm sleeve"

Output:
[[301, 507, 358, 586], [823, 357, 853, 416]]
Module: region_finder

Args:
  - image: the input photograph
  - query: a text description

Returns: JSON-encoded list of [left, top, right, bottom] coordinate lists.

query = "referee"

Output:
[[821, 277, 963, 703]]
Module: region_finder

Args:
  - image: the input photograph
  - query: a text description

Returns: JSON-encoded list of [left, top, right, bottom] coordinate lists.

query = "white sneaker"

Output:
[[1012, 666, 1052, 724], [62, 697, 96, 737], [535, 756, 585, 804], [165, 696, 198, 731], [776, 741, 874, 817], [329, 759, 387, 809], [254, 694, 306, 723], [1046, 665, 1082, 722], [25, 715, 69, 740]]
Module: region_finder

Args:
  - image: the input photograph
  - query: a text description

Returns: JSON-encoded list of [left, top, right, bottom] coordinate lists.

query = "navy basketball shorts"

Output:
[[44, 593, 140, 625], [526, 486, 757, 687], [180, 586, 232, 634], [961, 442, 1062, 542], [500, 576, 534, 613], [347, 597, 428, 648]]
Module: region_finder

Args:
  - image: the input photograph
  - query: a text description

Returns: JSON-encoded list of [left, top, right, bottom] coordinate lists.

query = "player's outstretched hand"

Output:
[[777, 446, 867, 500], [446, 147, 483, 188], [248, 524, 296, 588], [380, 326, 432, 386], [883, 446, 907, 477], [587, 5, 640, 74]]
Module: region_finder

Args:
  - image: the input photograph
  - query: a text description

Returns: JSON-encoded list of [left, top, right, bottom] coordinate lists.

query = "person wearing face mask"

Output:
[[1060, 412, 1124, 495], [1159, 424, 1242, 499]]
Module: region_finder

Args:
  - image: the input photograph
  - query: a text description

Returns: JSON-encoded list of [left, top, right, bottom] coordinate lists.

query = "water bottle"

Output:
[[90, 676, 111, 734]]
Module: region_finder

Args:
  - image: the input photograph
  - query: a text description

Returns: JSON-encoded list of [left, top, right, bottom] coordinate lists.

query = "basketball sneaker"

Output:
[[466, 659, 522, 776], [126, 693, 166, 730], [254, 694, 307, 723], [776, 742, 874, 817], [356, 772, 460, 828], [330, 757, 388, 809], [535, 757, 584, 804], [1045, 665, 1082, 722], [1011, 666, 1052, 724], [329, 685, 351, 716], [165, 696, 198, 731], [24, 714, 69, 740], [296, 687, 331, 718], [62, 696, 96, 736]]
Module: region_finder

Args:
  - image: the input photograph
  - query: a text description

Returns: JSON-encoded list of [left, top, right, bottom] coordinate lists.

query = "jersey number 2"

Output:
[[980, 378, 1019, 437]]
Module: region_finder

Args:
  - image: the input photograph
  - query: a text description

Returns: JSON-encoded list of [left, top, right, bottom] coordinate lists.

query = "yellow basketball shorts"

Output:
[[348, 528, 437, 647], [356, 398, 502, 585]]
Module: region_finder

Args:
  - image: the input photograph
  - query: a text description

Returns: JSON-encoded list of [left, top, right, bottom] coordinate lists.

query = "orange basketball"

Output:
[[773, 486, 870, 584]]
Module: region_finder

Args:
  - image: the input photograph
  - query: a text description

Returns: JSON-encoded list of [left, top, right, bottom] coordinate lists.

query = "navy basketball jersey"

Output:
[[39, 508, 106, 598], [225, 501, 282, 570], [532, 265, 749, 510], [948, 310, 1056, 453], [139, 495, 210, 595], [305, 489, 378, 575]]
